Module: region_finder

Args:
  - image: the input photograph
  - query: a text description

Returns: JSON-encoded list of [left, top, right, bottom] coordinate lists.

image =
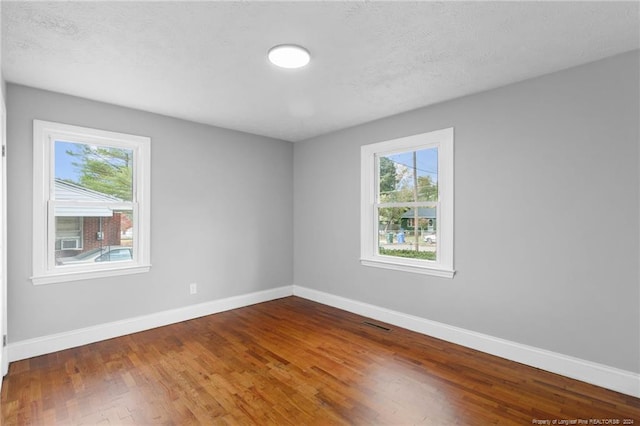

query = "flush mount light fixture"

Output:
[[268, 44, 310, 69]]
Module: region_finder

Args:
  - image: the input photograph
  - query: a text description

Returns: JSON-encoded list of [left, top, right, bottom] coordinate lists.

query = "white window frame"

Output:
[[32, 120, 151, 285], [360, 128, 454, 278]]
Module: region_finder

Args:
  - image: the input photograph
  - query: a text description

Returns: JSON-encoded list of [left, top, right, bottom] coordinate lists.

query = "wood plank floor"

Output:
[[1, 296, 639, 425]]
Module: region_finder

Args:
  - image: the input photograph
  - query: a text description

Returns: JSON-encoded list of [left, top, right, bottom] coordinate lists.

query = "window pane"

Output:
[[54, 209, 134, 265], [378, 148, 438, 202], [54, 141, 133, 201], [55, 216, 82, 251], [377, 206, 437, 261]]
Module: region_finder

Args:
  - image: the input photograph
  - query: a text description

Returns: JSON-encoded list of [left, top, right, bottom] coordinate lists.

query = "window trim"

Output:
[[360, 128, 455, 278], [32, 120, 151, 285]]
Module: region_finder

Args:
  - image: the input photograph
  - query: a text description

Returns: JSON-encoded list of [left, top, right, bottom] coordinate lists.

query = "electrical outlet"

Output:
[[189, 283, 197, 295]]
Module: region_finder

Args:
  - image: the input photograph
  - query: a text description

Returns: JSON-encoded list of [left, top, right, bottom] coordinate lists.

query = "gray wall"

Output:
[[294, 50, 640, 372], [6, 51, 639, 374], [7, 84, 293, 342]]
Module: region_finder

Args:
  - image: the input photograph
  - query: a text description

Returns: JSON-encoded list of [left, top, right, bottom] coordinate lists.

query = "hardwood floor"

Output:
[[1, 296, 638, 425]]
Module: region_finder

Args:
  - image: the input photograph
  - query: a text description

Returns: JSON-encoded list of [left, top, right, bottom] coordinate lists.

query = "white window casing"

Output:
[[360, 127, 454, 278], [32, 120, 151, 285]]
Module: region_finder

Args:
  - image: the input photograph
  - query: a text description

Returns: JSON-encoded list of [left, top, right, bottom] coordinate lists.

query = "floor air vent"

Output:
[[362, 321, 391, 332]]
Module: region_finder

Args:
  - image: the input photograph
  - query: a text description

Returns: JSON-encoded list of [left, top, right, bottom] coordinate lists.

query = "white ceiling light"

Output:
[[268, 44, 310, 69]]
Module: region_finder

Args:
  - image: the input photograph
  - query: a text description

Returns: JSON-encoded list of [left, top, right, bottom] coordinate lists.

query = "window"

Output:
[[360, 128, 454, 278], [32, 120, 151, 284], [55, 216, 83, 250]]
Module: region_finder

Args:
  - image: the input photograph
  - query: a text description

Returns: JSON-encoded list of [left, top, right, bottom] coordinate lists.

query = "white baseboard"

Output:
[[7, 284, 639, 398], [293, 285, 640, 398], [8, 285, 294, 363]]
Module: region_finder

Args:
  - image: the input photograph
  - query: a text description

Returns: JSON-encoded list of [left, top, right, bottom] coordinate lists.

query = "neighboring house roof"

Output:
[[54, 179, 122, 217], [401, 207, 436, 219]]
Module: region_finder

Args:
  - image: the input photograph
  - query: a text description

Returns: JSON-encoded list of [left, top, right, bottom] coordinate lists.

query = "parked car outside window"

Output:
[[423, 233, 437, 244], [56, 246, 132, 265]]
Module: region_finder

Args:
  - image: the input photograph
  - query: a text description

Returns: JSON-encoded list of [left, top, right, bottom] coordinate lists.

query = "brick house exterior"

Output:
[[82, 214, 122, 252], [54, 179, 125, 258]]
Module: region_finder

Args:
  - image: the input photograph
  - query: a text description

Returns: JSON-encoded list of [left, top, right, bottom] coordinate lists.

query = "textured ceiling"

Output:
[[2, 1, 639, 142]]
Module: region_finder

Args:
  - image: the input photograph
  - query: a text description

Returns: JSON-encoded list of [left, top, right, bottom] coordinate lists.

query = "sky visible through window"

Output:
[[55, 140, 133, 183], [54, 139, 135, 202], [55, 141, 84, 181], [385, 148, 438, 183]]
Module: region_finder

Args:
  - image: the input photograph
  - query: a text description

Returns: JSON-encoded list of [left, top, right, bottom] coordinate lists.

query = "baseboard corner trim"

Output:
[[292, 285, 640, 398], [8, 285, 294, 363]]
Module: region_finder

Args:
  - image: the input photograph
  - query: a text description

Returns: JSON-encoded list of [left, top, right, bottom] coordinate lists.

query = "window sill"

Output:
[[360, 257, 455, 278], [31, 264, 151, 285]]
